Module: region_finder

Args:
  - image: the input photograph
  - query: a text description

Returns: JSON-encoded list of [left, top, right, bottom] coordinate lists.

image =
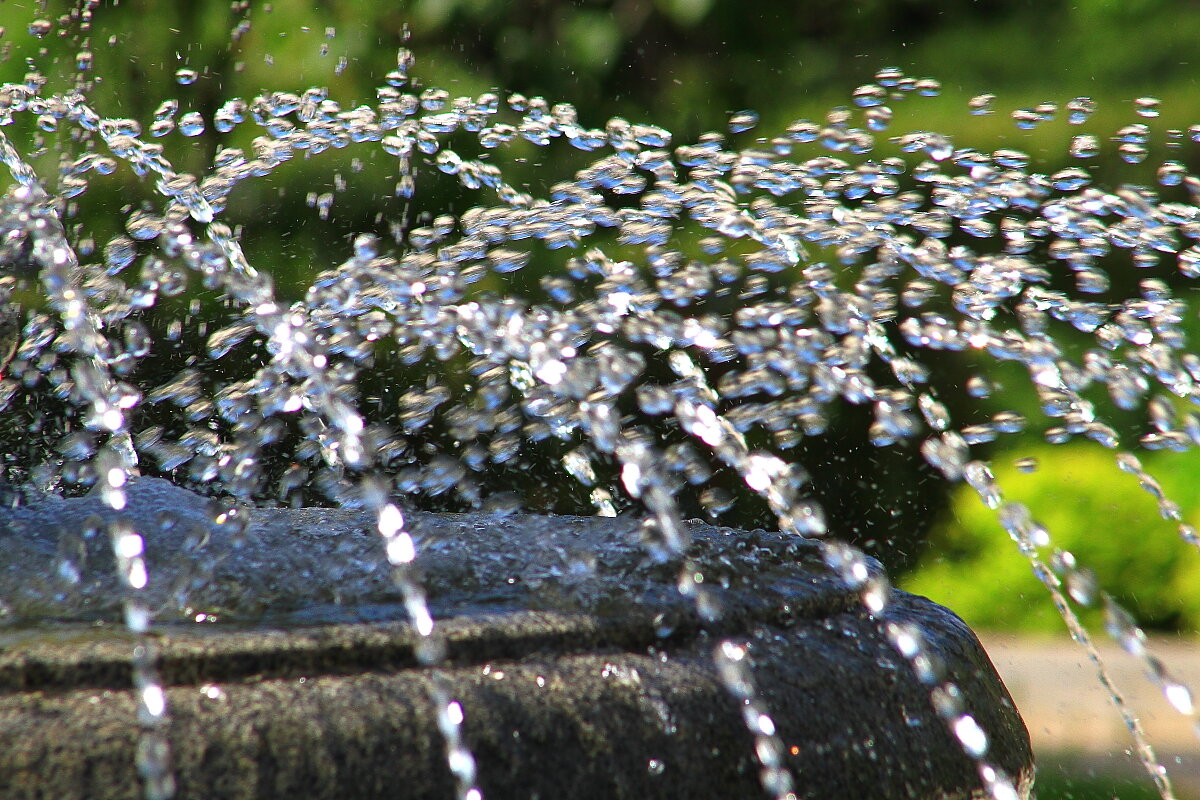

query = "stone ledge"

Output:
[[0, 477, 1033, 799]]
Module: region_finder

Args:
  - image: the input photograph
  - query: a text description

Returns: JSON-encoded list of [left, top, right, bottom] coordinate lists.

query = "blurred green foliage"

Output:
[[1034, 760, 1173, 800], [5, 0, 1199, 290], [902, 442, 1200, 633], [7, 0, 1200, 161]]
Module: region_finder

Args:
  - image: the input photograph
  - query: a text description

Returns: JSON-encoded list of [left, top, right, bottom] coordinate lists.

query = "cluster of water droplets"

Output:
[[3, 7, 1200, 797]]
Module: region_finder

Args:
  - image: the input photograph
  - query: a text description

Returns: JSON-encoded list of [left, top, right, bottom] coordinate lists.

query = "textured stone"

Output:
[[0, 477, 1033, 799]]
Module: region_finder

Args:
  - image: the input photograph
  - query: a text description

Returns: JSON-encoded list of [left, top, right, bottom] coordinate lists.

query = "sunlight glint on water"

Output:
[[1, 6, 1199, 799]]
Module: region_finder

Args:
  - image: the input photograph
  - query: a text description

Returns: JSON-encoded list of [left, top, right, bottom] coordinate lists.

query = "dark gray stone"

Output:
[[0, 477, 1033, 799]]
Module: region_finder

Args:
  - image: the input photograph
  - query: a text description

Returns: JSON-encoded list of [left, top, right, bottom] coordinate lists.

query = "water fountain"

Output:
[[0, 2, 1195, 799]]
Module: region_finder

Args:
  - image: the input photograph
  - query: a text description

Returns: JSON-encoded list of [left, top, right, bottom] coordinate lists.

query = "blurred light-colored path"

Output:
[[980, 634, 1200, 798]]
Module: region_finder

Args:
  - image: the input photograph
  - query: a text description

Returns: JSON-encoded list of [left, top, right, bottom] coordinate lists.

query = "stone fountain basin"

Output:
[[0, 478, 1033, 799]]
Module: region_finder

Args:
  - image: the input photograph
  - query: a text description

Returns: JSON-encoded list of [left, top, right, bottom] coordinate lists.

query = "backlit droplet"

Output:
[[967, 94, 995, 116], [728, 110, 759, 133], [1013, 457, 1038, 473], [1135, 96, 1161, 118], [1069, 134, 1100, 159], [1065, 96, 1096, 124], [1164, 682, 1194, 715]]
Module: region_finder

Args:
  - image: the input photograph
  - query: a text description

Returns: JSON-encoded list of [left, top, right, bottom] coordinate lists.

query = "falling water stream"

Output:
[[1, 3, 1199, 799]]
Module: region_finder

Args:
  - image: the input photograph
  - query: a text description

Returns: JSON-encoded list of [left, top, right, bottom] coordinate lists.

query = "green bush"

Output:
[[901, 442, 1200, 633]]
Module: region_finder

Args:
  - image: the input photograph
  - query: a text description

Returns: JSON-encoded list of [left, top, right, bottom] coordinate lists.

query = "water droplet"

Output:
[[1069, 134, 1100, 159], [992, 148, 1030, 169], [178, 112, 205, 137], [1051, 167, 1091, 191], [852, 84, 887, 108], [1134, 96, 1161, 118], [1164, 682, 1194, 715], [914, 78, 941, 97], [1014, 457, 1038, 473], [728, 110, 759, 134], [1065, 96, 1096, 124], [953, 715, 988, 758], [1158, 160, 1187, 187], [968, 94, 995, 116], [875, 66, 903, 87]]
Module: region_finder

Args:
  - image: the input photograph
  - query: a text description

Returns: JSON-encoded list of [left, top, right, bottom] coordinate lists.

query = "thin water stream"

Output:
[[0, 3, 1197, 799]]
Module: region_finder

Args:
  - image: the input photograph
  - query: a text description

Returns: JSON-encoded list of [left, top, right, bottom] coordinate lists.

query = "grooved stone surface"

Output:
[[0, 477, 1034, 799]]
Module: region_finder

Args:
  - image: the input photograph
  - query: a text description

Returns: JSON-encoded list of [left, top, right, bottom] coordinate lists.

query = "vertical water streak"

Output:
[[0, 155, 176, 799], [986, 489, 1178, 800], [863, 185, 1197, 795], [8, 77, 486, 794], [593, 412, 796, 800], [200, 227, 482, 799], [672, 388, 1021, 799], [376, 497, 481, 800]]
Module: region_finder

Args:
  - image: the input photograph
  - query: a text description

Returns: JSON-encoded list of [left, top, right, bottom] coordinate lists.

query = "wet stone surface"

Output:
[[0, 477, 1033, 800], [0, 476, 848, 627]]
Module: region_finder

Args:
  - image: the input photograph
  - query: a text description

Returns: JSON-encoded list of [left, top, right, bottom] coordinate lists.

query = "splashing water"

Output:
[[1, 6, 1199, 800]]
